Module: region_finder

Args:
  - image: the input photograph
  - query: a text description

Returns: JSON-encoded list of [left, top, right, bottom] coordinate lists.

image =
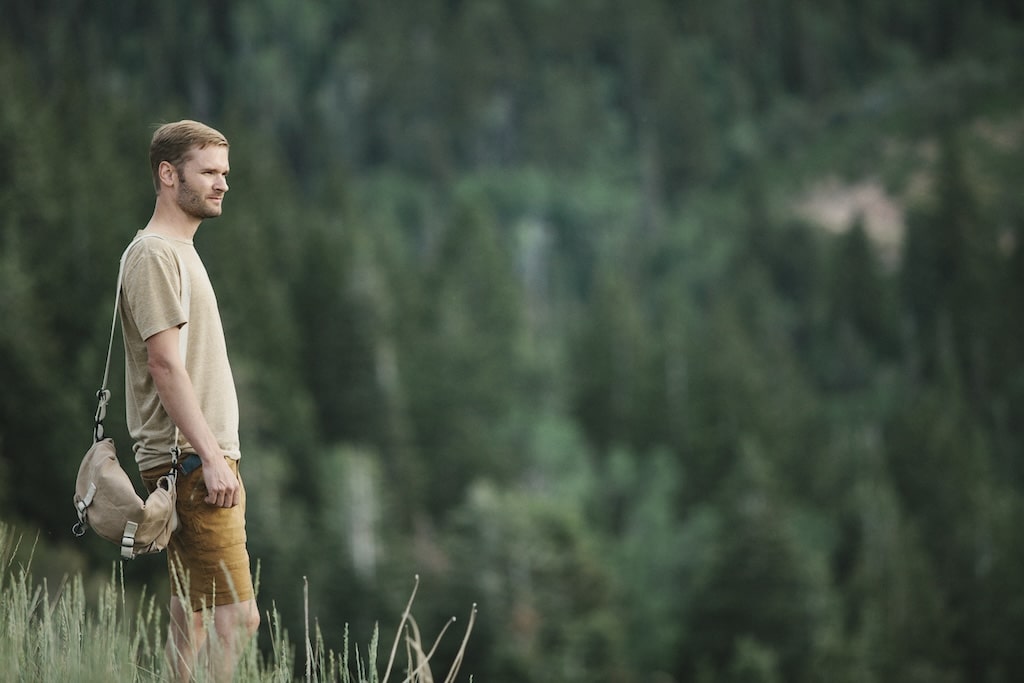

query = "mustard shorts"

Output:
[[142, 457, 254, 612]]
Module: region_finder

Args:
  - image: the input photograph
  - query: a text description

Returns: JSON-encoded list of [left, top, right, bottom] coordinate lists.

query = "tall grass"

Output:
[[0, 524, 474, 682]]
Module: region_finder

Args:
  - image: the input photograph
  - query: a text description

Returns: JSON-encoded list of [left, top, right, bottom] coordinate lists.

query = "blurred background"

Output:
[[2, 1, 1024, 681]]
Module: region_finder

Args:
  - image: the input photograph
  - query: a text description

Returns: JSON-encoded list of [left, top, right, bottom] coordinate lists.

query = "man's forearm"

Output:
[[150, 361, 224, 465]]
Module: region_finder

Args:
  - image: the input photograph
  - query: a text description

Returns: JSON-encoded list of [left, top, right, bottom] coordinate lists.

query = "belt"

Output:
[[178, 453, 203, 476]]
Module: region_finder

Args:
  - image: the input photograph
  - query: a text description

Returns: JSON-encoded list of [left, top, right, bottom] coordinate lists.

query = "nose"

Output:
[[217, 175, 229, 192]]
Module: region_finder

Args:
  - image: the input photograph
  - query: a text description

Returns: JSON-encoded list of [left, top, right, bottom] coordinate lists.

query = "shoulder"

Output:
[[121, 237, 187, 297], [123, 236, 182, 272]]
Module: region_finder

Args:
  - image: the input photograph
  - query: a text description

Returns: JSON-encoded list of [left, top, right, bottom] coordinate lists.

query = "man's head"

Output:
[[149, 120, 229, 194]]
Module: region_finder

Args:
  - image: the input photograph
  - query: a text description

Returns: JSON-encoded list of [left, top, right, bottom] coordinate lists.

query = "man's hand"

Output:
[[202, 456, 240, 507]]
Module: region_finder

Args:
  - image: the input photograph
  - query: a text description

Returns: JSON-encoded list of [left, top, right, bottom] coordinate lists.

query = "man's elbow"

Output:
[[147, 355, 178, 384]]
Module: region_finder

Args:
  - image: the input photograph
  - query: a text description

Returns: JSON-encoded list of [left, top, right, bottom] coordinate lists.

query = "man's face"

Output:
[[174, 145, 230, 220]]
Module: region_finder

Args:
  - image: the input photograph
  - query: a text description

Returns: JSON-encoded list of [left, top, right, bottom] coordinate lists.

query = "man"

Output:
[[120, 119, 259, 682]]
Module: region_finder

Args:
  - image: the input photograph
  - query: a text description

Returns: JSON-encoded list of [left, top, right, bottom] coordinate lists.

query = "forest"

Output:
[[2, 1, 1024, 681]]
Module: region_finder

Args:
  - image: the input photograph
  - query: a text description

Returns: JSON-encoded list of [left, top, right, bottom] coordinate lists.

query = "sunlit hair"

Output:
[[149, 120, 229, 193]]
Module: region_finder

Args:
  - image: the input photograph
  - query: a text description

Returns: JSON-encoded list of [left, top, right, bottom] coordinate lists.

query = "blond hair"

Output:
[[149, 120, 229, 193]]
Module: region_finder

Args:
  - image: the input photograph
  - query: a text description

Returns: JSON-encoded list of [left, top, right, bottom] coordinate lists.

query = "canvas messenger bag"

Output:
[[73, 234, 189, 560]]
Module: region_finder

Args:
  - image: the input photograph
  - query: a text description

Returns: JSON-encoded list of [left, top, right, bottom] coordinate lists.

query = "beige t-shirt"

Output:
[[119, 233, 240, 471]]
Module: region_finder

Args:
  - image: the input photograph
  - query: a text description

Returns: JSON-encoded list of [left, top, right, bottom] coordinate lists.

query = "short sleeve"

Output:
[[121, 240, 187, 342]]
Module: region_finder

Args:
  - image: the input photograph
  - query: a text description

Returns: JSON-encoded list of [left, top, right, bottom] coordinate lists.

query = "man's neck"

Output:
[[144, 202, 201, 242]]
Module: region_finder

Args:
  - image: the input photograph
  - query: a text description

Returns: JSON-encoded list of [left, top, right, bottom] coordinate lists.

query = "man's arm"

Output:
[[146, 325, 240, 508]]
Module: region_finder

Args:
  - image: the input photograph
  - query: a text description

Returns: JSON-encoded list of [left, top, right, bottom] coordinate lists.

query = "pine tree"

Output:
[[681, 448, 828, 682]]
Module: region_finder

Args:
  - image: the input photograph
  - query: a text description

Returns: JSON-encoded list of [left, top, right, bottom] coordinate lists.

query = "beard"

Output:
[[176, 176, 222, 219]]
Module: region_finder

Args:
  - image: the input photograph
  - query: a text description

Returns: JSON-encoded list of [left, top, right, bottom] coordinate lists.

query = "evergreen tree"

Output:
[[398, 195, 526, 514], [681, 448, 829, 682], [570, 259, 654, 456], [832, 427, 956, 681], [901, 129, 1002, 402], [816, 216, 899, 391], [443, 481, 628, 683]]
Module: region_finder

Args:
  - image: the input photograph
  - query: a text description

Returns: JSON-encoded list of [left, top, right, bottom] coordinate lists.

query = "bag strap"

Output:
[[93, 234, 191, 468]]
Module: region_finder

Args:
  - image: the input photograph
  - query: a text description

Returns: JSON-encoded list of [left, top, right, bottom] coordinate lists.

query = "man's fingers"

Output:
[[203, 461, 240, 506], [206, 485, 240, 507]]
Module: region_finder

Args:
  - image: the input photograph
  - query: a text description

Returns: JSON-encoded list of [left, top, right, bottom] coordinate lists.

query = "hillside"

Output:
[[2, 2, 1024, 681]]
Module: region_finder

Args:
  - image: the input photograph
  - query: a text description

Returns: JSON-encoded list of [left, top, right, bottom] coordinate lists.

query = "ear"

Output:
[[157, 160, 178, 189]]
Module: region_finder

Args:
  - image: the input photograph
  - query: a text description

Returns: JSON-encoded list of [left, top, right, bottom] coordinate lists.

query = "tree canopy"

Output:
[[2, 1, 1023, 680]]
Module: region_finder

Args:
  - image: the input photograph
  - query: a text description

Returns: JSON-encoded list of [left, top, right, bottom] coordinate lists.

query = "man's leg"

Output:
[[157, 459, 257, 680], [210, 598, 261, 681], [167, 595, 204, 683], [167, 596, 260, 682]]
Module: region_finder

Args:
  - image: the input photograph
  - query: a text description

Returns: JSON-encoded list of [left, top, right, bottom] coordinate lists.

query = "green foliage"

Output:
[[2, 2, 1024, 680], [682, 449, 833, 682], [443, 481, 627, 683], [600, 447, 688, 674]]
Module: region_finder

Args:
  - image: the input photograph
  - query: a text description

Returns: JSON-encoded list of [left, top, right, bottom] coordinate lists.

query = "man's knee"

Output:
[[245, 601, 261, 636], [218, 599, 260, 638]]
